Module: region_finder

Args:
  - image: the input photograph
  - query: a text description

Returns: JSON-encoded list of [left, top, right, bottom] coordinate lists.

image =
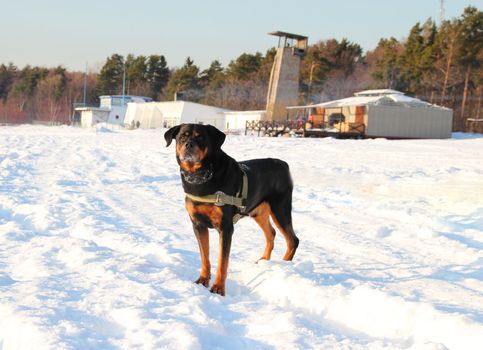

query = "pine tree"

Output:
[[96, 54, 124, 96], [199, 60, 225, 106], [162, 57, 200, 101], [457, 6, 483, 122], [199, 60, 224, 89], [36, 66, 67, 121], [371, 37, 401, 89], [146, 55, 169, 99], [398, 23, 425, 94], [12, 65, 48, 111], [434, 18, 462, 104], [226, 53, 263, 80], [125, 54, 147, 94], [0, 63, 16, 103]]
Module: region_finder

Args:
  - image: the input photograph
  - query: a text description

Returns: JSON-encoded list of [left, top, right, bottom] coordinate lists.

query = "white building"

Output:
[[223, 110, 265, 131], [76, 96, 266, 132], [124, 101, 232, 130], [75, 95, 152, 128]]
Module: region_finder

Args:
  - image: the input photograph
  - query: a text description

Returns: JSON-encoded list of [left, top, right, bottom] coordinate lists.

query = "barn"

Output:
[[289, 89, 453, 139]]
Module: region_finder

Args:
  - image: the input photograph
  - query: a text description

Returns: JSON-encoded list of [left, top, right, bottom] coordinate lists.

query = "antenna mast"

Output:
[[439, 0, 445, 23]]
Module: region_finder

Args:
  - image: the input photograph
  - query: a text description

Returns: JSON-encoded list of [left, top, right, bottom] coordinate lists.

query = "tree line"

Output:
[[0, 6, 480, 130]]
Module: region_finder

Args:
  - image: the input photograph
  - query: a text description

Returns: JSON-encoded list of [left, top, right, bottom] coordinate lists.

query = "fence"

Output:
[[245, 120, 365, 138]]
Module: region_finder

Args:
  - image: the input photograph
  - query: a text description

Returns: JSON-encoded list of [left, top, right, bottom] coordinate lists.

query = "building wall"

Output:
[[265, 47, 300, 121], [80, 111, 93, 128], [466, 119, 483, 133], [223, 111, 265, 131], [80, 110, 110, 127], [181, 102, 227, 130], [124, 103, 165, 128], [107, 106, 126, 125], [124, 101, 228, 130], [156, 102, 184, 127], [366, 105, 453, 139]]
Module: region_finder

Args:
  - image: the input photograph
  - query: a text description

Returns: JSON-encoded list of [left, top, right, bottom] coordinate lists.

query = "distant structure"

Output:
[[74, 95, 152, 128], [124, 100, 230, 130], [286, 89, 453, 139], [74, 94, 266, 132], [440, 0, 445, 23], [265, 31, 308, 121]]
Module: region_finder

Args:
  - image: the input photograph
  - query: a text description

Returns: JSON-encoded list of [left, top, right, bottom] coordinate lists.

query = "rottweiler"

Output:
[[164, 123, 299, 296]]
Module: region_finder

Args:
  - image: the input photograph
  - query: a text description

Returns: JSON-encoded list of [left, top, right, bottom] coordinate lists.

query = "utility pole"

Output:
[[83, 62, 87, 106], [121, 59, 126, 106]]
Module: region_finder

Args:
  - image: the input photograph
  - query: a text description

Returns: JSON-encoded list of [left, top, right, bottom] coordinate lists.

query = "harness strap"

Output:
[[185, 164, 249, 224], [185, 191, 245, 208]]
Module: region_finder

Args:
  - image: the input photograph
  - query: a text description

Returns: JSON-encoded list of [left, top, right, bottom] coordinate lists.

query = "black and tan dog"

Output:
[[164, 123, 299, 296]]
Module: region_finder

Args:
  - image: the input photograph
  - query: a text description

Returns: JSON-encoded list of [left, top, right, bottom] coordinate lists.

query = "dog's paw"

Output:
[[256, 256, 269, 264], [194, 276, 210, 288], [210, 283, 225, 296]]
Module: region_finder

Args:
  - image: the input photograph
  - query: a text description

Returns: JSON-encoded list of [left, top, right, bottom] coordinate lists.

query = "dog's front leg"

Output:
[[193, 224, 211, 288], [210, 219, 234, 296]]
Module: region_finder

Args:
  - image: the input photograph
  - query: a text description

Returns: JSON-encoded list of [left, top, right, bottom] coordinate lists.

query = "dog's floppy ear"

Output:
[[206, 125, 226, 150], [164, 125, 181, 147]]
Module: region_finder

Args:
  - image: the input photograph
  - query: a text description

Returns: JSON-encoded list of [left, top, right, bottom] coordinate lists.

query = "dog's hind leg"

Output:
[[269, 192, 299, 261], [250, 202, 276, 262]]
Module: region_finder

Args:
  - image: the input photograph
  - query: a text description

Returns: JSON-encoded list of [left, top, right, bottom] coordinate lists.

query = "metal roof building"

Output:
[[288, 90, 453, 139]]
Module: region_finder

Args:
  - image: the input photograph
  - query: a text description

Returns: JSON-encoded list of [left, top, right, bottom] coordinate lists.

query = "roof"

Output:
[[99, 95, 153, 103], [354, 89, 404, 96], [268, 31, 308, 40], [223, 110, 266, 115], [74, 107, 110, 112], [126, 100, 233, 113], [287, 90, 451, 110]]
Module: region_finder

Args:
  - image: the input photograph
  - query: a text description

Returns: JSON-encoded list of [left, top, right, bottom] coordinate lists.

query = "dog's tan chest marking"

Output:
[[185, 200, 223, 228]]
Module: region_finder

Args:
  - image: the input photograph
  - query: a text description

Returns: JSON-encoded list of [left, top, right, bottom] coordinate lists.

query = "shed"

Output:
[[75, 107, 110, 128], [289, 90, 453, 139]]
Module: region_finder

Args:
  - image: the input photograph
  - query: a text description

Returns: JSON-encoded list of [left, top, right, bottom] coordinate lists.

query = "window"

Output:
[[328, 113, 345, 126]]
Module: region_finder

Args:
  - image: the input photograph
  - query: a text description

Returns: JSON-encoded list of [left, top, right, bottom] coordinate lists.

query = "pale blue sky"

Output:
[[1, 0, 481, 72]]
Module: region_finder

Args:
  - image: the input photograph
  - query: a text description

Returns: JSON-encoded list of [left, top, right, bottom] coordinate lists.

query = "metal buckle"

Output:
[[214, 191, 225, 206]]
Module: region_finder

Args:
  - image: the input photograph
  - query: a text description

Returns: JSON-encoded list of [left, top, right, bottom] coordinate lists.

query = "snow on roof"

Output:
[[74, 107, 110, 112], [288, 90, 451, 110], [223, 110, 266, 115], [99, 95, 153, 101], [354, 89, 404, 96]]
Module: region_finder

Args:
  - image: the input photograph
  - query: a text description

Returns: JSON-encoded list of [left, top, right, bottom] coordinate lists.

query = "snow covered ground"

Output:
[[0, 125, 482, 350]]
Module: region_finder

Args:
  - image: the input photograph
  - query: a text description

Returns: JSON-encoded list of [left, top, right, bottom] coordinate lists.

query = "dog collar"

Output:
[[181, 164, 213, 185], [185, 164, 249, 223]]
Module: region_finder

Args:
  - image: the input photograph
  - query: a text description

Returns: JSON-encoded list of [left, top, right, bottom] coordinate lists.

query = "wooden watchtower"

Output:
[[265, 31, 308, 121]]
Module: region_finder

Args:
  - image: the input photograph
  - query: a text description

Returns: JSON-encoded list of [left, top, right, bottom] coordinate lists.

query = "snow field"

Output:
[[0, 125, 482, 349]]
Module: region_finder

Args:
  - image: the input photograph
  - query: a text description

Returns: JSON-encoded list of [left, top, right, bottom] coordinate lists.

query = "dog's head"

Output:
[[164, 124, 226, 173]]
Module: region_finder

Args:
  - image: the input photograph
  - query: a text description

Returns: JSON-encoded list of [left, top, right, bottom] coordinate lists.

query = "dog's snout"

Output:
[[185, 140, 194, 150]]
